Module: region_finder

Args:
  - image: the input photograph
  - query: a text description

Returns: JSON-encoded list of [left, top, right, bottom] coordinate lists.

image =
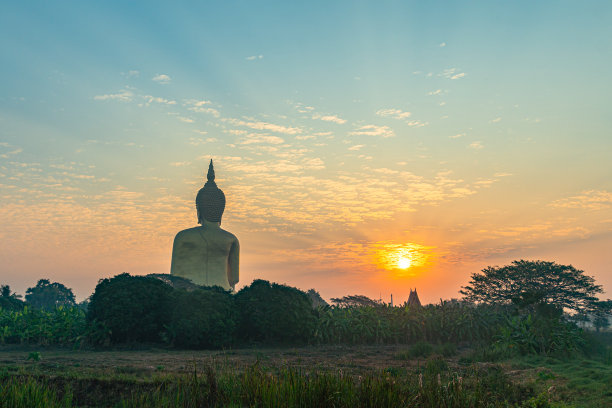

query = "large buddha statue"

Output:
[[170, 160, 239, 290]]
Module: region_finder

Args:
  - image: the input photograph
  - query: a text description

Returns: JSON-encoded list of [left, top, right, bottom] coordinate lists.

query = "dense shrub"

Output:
[[495, 313, 584, 356], [235, 280, 317, 344], [164, 287, 237, 349], [87, 273, 173, 343], [408, 341, 434, 358], [437, 342, 458, 357]]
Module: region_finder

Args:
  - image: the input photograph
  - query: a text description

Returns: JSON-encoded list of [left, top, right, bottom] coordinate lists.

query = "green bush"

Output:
[[0, 306, 85, 345], [164, 287, 237, 349], [408, 341, 434, 358], [235, 280, 316, 344], [496, 313, 584, 356], [436, 342, 457, 357], [87, 273, 173, 343]]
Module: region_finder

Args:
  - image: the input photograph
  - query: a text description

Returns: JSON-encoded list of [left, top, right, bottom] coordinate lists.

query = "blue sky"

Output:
[[1, 1, 611, 302]]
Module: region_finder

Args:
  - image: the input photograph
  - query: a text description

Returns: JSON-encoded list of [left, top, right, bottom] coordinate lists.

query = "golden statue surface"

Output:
[[170, 160, 239, 290]]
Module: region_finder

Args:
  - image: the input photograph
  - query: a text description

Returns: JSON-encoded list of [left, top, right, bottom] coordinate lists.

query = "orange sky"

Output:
[[1, 2, 611, 304]]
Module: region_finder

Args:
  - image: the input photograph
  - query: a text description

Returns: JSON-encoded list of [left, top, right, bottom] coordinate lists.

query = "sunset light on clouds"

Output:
[[1, 1, 611, 303]]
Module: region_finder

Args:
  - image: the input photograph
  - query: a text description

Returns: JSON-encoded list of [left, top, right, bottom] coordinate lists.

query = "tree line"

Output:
[[1, 260, 610, 353]]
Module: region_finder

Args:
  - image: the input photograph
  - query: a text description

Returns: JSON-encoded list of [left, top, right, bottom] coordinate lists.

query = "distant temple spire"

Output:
[[407, 288, 422, 307]]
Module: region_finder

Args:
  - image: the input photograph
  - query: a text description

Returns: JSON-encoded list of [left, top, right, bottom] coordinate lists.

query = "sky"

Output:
[[1, 1, 611, 304]]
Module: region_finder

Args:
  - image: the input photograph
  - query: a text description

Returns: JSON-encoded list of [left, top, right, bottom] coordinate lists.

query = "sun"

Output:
[[397, 256, 412, 269], [371, 241, 431, 272]]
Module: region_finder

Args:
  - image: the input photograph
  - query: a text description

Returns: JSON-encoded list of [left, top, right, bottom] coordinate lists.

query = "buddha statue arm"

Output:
[[228, 238, 240, 289], [170, 234, 180, 276]]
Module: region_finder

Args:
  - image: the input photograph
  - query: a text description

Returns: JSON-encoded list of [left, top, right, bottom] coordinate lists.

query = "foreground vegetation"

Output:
[[0, 274, 601, 355], [0, 365, 536, 408], [1, 260, 610, 406], [0, 339, 610, 407]]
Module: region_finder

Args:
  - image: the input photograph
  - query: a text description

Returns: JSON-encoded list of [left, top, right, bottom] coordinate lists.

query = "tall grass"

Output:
[[0, 361, 536, 408], [315, 301, 507, 345], [0, 377, 73, 408]]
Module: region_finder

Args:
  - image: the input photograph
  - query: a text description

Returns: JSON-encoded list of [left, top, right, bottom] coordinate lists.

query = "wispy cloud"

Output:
[[143, 95, 176, 105], [373, 167, 399, 175], [440, 68, 466, 80], [238, 133, 285, 145], [291, 102, 315, 113], [469, 141, 484, 149], [152, 74, 171, 84], [550, 190, 612, 210], [188, 137, 209, 146], [225, 118, 302, 135], [376, 109, 427, 127], [185, 99, 221, 118], [122, 70, 139, 78], [312, 114, 347, 124], [349, 125, 394, 138], [94, 89, 133, 102], [0, 143, 22, 158], [0, 147, 23, 159], [376, 108, 411, 120], [84, 139, 143, 148], [220, 165, 484, 230], [246, 54, 264, 60], [170, 161, 191, 167]]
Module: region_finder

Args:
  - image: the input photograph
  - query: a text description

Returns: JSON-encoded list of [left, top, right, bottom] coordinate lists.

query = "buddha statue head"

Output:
[[195, 159, 226, 224]]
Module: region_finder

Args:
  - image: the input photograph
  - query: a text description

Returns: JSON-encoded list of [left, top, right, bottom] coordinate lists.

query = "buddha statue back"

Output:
[[170, 160, 239, 290]]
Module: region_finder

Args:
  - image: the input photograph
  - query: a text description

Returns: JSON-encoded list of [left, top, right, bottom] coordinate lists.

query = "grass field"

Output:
[[1, 343, 610, 407]]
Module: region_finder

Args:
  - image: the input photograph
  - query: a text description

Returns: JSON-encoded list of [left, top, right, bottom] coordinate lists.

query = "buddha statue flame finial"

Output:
[[207, 159, 215, 183]]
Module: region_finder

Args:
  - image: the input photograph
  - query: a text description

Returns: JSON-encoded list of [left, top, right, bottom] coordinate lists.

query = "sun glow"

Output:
[[397, 256, 412, 269], [371, 241, 433, 274]]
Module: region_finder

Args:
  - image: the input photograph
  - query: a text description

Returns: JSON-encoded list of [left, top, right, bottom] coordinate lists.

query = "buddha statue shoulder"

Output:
[[170, 160, 239, 290]]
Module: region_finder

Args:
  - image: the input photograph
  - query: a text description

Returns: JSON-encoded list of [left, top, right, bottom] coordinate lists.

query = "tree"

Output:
[[164, 287, 237, 348], [306, 289, 329, 308], [146, 273, 202, 291], [0, 284, 25, 311], [460, 260, 604, 314], [1, 284, 22, 299], [87, 273, 173, 343], [591, 300, 612, 332], [25, 279, 76, 309], [235, 280, 316, 344], [330, 294, 381, 308]]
